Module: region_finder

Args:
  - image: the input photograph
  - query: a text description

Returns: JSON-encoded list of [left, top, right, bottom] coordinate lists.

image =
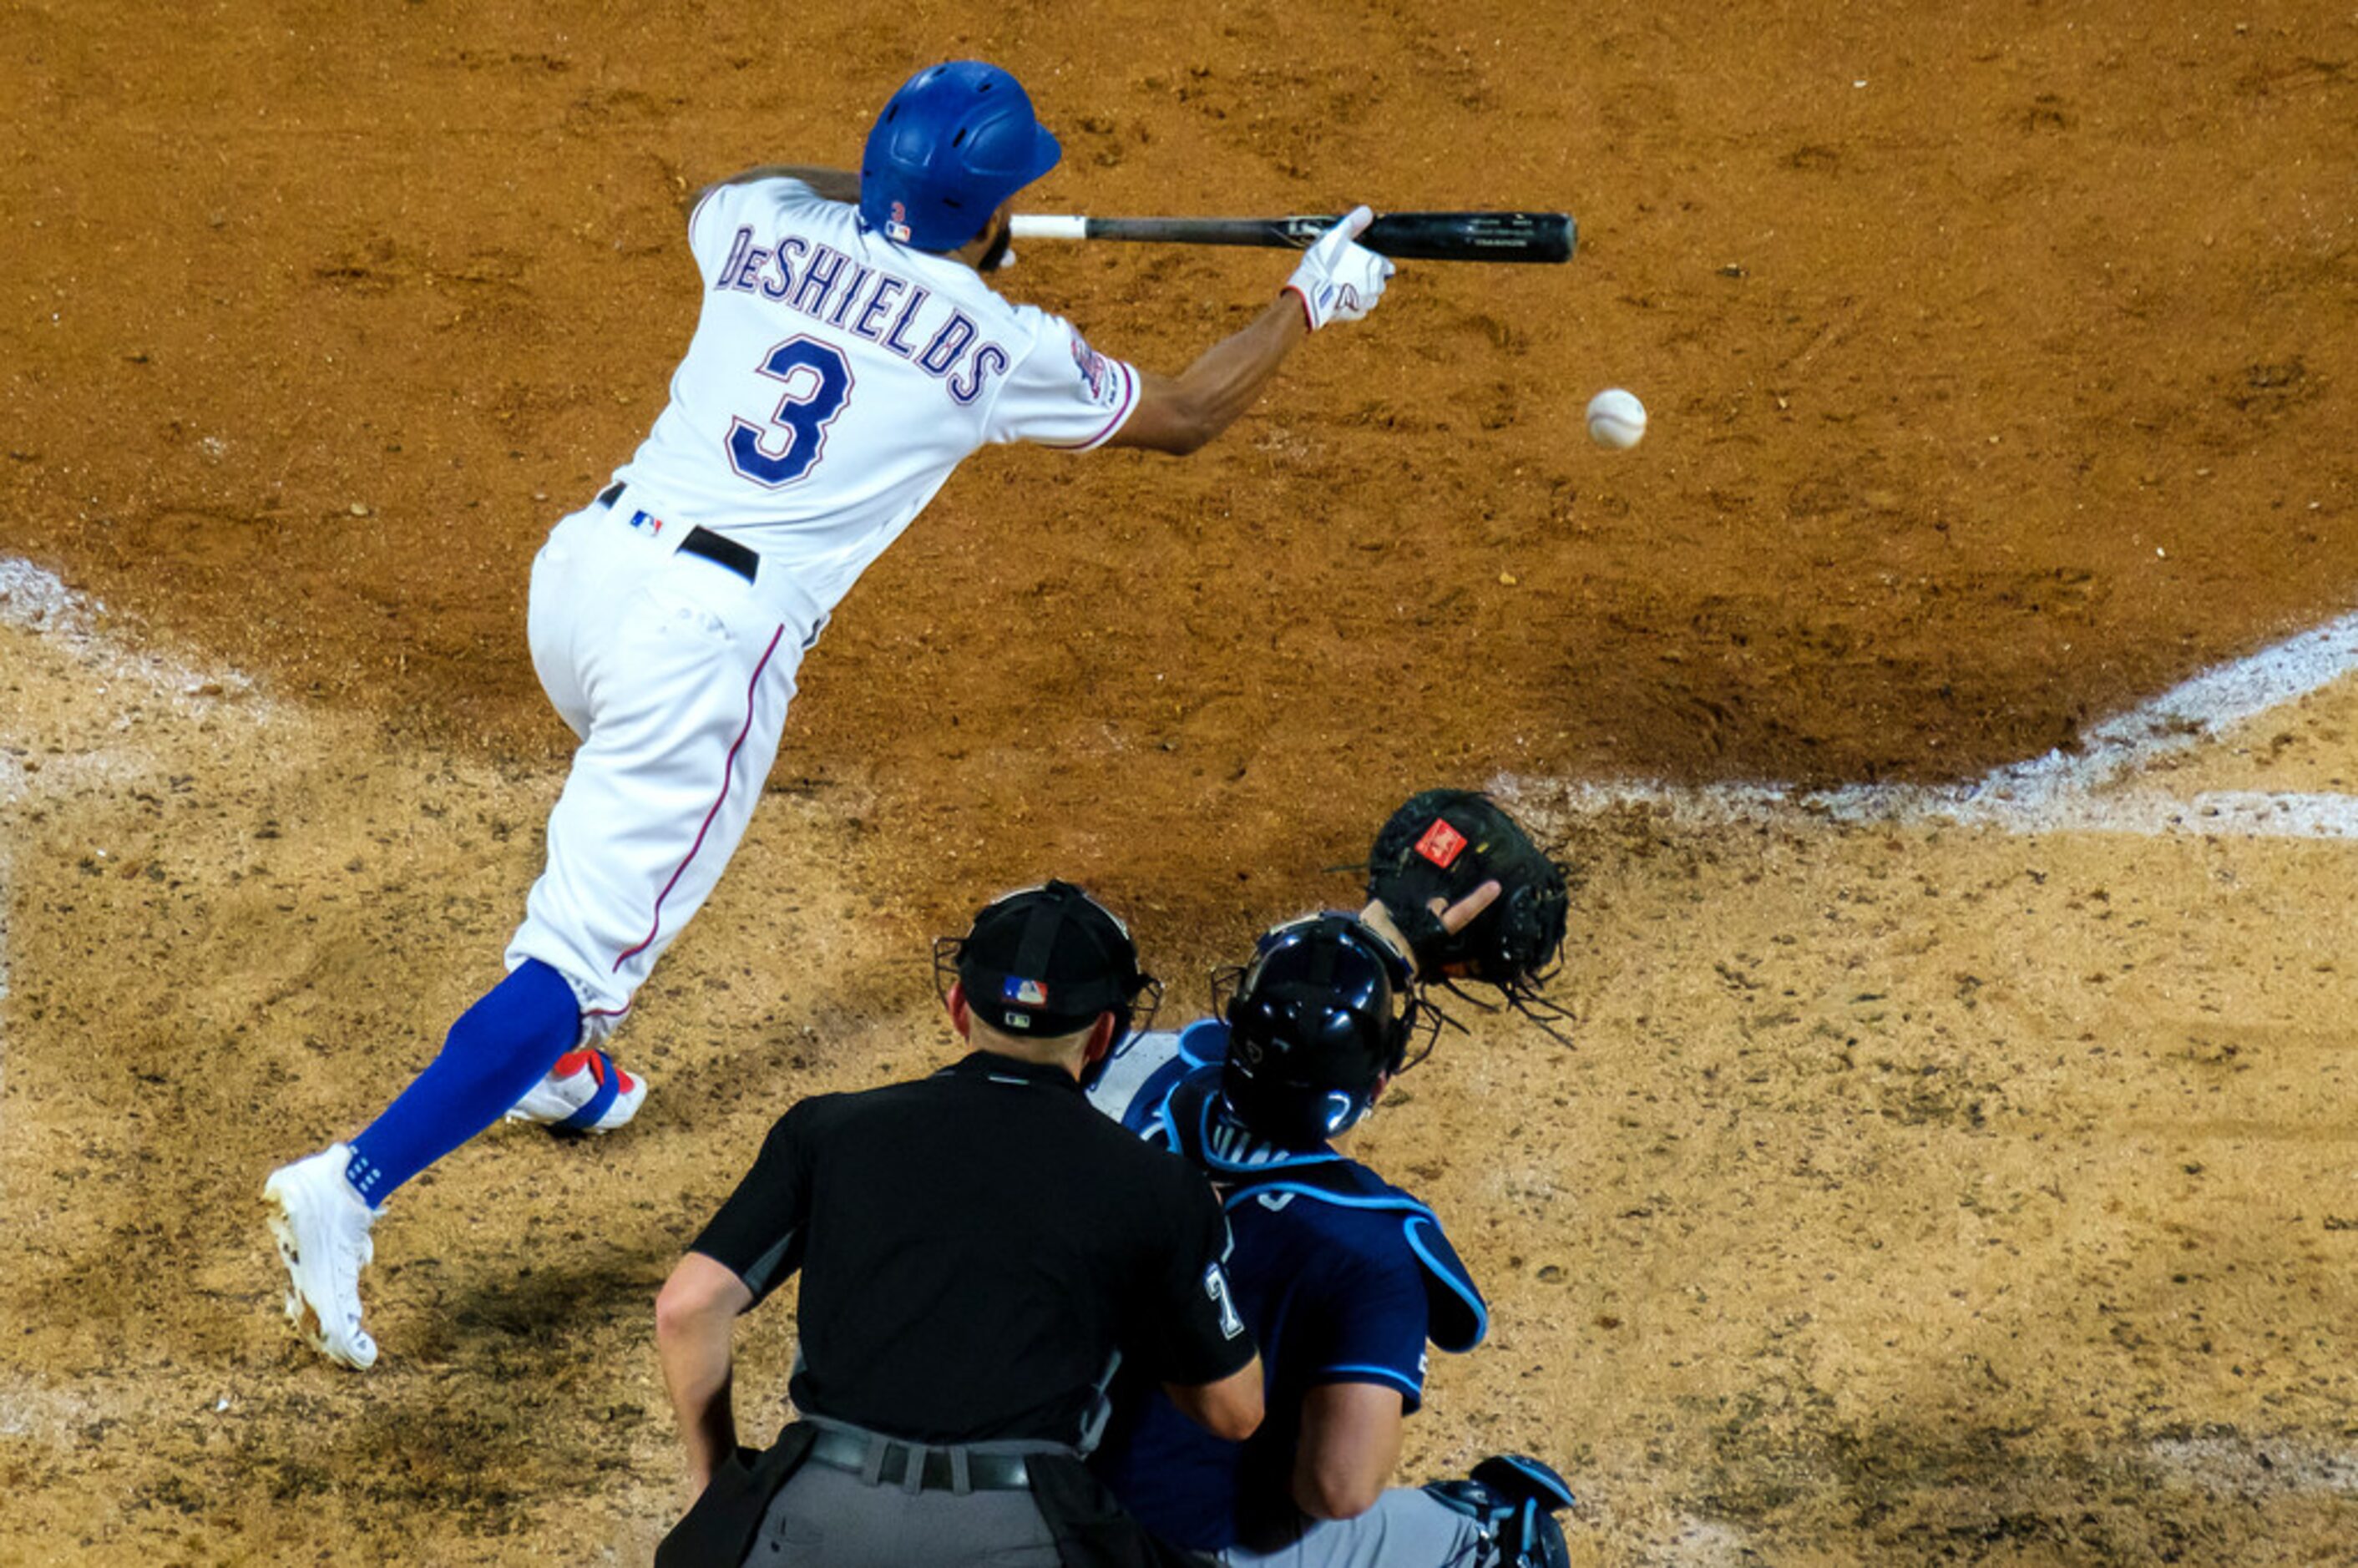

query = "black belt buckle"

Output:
[[679, 525, 758, 584]]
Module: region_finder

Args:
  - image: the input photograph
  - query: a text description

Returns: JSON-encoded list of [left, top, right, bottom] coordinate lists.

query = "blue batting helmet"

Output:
[[860, 62, 1061, 252]]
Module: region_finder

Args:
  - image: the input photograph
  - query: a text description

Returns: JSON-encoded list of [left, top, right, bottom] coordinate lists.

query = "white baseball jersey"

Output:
[[508, 176, 1141, 1035], [610, 176, 1142, 615]]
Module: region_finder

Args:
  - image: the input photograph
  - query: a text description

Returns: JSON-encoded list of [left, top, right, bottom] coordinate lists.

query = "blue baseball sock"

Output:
[[344, 959, 582, 1205]]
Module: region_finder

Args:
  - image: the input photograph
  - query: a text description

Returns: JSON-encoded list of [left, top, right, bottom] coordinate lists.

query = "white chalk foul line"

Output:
[[0, 557, 89, 635], [0, 558, 257, 705], [0, 559, 265, 808], [1, 558, 271, 1128], [2146, 1435, 2358, 1498], [1978, 608, 2358, 803], [1500, 606, 2358, 839]]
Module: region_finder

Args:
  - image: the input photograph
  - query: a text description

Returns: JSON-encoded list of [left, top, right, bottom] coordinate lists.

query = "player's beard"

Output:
[[976, 216, 1014, 275]]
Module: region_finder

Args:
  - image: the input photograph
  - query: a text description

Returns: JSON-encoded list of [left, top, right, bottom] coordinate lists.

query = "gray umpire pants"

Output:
[[741, 1458, 1061, 1567], [1220, 1487, 1485, 1568]]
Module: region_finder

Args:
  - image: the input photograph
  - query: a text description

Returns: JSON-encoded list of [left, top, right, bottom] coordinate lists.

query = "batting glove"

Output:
[[1284, 205, 1395, 331]]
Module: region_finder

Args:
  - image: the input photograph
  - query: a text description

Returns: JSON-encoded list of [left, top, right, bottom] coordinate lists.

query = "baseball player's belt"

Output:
[[804, 1427, 1035, 1492], [595, 482, 759, 584]]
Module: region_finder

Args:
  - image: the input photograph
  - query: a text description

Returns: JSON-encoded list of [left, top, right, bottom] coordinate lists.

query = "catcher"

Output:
[[1083, 790, 1576, 1567]]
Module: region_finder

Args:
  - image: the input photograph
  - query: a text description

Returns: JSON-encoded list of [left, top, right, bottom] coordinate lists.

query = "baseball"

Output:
[[1586, 387, 1647, 450]]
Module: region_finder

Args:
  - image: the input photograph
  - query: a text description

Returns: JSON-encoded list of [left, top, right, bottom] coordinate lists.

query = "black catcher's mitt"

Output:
[[1366, 789, 1570, 1034]]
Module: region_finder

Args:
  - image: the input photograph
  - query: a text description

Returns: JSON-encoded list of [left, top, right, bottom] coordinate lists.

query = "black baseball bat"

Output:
[[1007, 210, 1575, 264]]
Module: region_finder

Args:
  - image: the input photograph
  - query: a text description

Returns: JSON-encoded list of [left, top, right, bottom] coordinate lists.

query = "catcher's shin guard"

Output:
[[1421, 1453, 1575, 1568]]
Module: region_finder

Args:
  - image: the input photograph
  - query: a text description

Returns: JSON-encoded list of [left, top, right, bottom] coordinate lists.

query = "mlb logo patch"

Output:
[[1414, 817, 1468, 869], [1004, 976, 1050, 1007], [887, 200, 912, 244]]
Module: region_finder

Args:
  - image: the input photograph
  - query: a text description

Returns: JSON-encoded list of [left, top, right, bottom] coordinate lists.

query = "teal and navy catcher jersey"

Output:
[[1085, 1023, 1487, 1551]]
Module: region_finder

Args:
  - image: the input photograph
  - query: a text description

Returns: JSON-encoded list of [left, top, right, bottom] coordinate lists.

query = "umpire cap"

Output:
[[942, 880, 1157, 1045]]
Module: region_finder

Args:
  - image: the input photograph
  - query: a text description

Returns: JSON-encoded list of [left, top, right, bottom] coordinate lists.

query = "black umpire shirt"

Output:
[[691, 1050, 1254, 1445]]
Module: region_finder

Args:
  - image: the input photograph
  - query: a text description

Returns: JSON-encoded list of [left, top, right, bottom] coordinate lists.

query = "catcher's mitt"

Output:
[[1365, 788, 1571, 1037]]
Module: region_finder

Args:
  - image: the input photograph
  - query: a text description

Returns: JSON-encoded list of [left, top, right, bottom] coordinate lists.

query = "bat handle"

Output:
[[1009, 215, 1089, 241]]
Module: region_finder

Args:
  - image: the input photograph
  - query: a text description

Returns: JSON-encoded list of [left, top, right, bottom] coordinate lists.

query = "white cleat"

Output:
[[503, 1049, 648, 1135], [263, 1145, 380, 1371]]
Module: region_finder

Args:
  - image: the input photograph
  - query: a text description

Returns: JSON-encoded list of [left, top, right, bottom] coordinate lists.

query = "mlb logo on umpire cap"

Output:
[[1004, 976, 1050, 1007]]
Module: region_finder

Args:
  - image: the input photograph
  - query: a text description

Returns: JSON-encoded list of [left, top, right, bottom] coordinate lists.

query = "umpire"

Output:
[[655, 880, 1263, 1566]]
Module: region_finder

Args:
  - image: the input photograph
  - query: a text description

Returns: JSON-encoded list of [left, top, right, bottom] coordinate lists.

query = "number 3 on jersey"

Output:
[[726, 336, 852, 487]]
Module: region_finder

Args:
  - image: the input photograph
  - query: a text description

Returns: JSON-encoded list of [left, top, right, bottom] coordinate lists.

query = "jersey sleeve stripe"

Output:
[[1404, 1215, 1490, 1352], [1313, 1362, 1422, 1397]]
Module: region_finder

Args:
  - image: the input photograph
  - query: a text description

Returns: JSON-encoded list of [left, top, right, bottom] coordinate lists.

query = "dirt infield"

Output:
[[4, 0, 2356, 1562]]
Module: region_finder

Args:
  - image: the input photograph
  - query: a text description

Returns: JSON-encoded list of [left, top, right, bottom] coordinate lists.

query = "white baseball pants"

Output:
[[505, 495, 820, 1039]]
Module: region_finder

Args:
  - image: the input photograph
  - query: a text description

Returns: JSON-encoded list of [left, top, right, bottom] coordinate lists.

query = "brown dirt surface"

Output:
[[4, 0, 2357, 1563]]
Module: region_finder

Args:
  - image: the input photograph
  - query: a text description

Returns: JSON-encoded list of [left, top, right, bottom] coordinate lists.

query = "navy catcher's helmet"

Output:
[[1217, 913, 1423, 1151], [861, 62, 1061, 252]]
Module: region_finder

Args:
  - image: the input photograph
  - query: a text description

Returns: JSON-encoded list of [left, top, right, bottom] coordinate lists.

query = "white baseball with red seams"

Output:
[[1585, 387, 1647, 450], [506, 177, 1141, 1034]]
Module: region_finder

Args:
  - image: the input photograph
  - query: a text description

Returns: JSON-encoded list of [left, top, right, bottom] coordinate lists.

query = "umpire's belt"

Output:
[[803, 1427, 1033, 1493], [595, 481, 758, 584]]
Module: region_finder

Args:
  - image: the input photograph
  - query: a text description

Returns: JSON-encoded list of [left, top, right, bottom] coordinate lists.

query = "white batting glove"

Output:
[[1283, 205, 1395, 331]]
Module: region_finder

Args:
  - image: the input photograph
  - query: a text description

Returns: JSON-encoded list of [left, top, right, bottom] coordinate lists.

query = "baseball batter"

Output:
[[262, 58, 1399, 1371]]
